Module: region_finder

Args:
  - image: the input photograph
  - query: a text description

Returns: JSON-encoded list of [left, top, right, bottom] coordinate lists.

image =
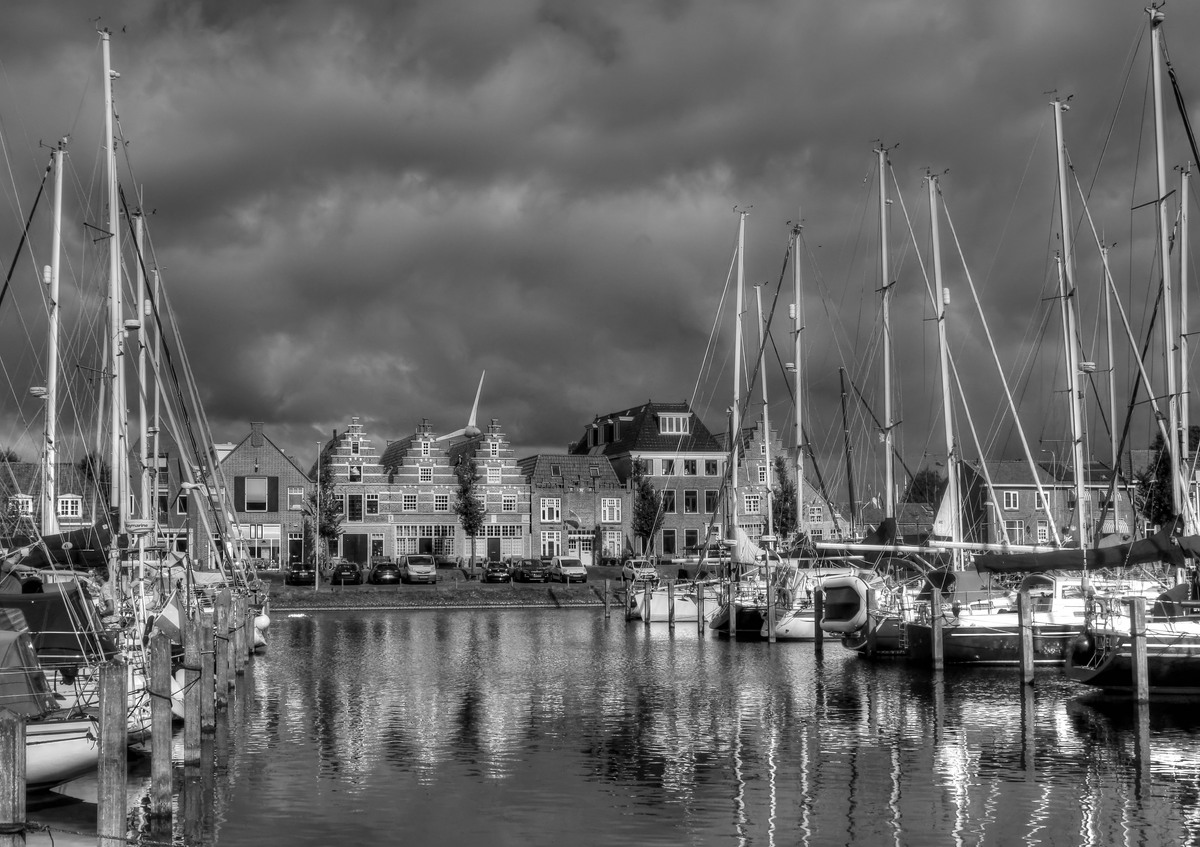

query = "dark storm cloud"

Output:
[[0, 0, 1196, 483]]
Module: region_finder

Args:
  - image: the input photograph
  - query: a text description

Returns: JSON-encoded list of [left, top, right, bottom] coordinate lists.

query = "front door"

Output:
[[487, 537, 501, 562], [341, 533, 368, 565]]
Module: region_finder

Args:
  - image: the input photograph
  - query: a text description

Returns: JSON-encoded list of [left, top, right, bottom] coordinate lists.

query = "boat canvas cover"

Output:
[[0, 582, 118, 668], [974, 520, 1192, 575], [3, 523, 113, 569], [0, 629, 56, 717]]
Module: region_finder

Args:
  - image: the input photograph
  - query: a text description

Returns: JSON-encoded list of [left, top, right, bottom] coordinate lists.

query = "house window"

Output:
[[403, 494, 418, 512], [245, 477, 268, 511], [541, 498, 561, 522], [419, 466, 433, 483], [487, 466, 501, 485], [490, 441, 499, 457], [1033, 491, 1046, 510], [287, 486, 304, 510], [685, 529, 699, 550], [421, 440, 430, 457], [757, 465, 767, 484], [176, 494, 188, 515], [435, 494, 449, 512], [810, 528, 824, 540], [1003, 491, 1019, 510], [744, 494, 761, 514], [808, 505, 823, 523], [684, 490, 698, 513], [14, 496, 32, 515], [705, 459, 718, 476], [502, 494, 517, 512], [551, 464, 561, 477], [347, 494, 363, 522], [602, 498, 621, 523], [640, 459, 655, 476], [1036, 520, 1049, 543], [1004, 519, 1025, 538], [157, 493, 168, 519], [683, 459, 697, 476], [760, 442, 766, 455], [366, 494, 379, 515], [662, 490, 676, 514], [662, 459, 676, 476], [351, 440, 360, 456], [348, 466, 362, 483], [661, 529, 677, 555], [540, 531, 561, 557], [705, 490, 720, 515], [659, 414, 689, 435]]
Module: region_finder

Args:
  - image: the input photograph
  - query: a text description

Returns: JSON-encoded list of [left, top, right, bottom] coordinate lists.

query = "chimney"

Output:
[[250, 422, 264, 448]]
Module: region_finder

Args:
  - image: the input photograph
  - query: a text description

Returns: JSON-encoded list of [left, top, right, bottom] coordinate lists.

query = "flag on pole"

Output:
[[153, 589, 183, 644]]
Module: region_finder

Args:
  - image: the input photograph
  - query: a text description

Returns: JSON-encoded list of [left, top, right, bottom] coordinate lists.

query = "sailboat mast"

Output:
[[103, 31, 126, 540], [839, 367, 857, 536], [1149, 7, 1188, 530], [1181, 166, 1191, 475], [928, 173, 960, 565], [730, 210, 746, 533], [755, 282, 774, 547], [42, 142, 65, 538], [1102, 244, 1118, 471], [1051, 99, 1088, 551], [877, 146, 896, 518], [791, 221, 805, 540]]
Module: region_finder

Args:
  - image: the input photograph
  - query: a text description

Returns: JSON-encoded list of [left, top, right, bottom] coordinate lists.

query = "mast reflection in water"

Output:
[[204, 610, 1198, 845]]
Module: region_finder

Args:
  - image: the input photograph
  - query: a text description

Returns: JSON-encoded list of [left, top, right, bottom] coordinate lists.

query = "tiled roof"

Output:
[[0, 461, 98, 497], [569, 401, 723, 457], [967, 459, 1119, 486], [515, 455, 623, 489]]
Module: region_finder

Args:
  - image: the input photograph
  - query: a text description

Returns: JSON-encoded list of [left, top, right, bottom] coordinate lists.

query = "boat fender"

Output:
[[254, 613, 271, 630], [1070, 631, 1095, 664]]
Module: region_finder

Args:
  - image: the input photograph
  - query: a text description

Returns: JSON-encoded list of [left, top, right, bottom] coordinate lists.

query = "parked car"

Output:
[[512, 558, 551, 583], [284, 562, 316, 586], [550, 556, 588, 583], [621, 558, 659, 586], [400, 554, 438, 584], [368, 558, 400, 585], [481, 561, 511, 583], [329, 560, 363, 585]]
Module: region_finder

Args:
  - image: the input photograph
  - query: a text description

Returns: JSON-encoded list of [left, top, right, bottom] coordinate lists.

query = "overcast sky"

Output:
[[1, 1, 1198, 500]]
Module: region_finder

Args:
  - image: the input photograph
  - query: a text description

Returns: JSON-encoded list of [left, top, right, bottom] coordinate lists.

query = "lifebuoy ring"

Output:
[[819, 575, 870, 633]]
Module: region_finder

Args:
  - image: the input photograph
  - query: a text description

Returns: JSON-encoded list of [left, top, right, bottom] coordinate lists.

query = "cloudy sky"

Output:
[[1, 0, 1198, 500]]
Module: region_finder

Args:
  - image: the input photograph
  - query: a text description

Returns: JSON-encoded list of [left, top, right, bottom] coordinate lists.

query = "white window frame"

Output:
[[351, 440, 360, 456], [659, 414, 689, 435], [1004, 519, 1025, 538], [757, 465, 767, 484], [403, 494, 418, 512], [420, 440, 430, 457], [1003, 490, 1019, 511], [419, 466, 433, 483], [490, 441, 499, 457], [177, 493, 189, 515], [14, 496, 32, 516], [662, 459, 675, 477], [1036, 520, 1049, 543], [366, 493, 379, 515], [602, 498, 621, 523], [287, 486, 304, 510], [808, 505, 823, 524], [502, 494, 517, 513], [487, 466, 501, 485], [541, 497, 561, 522], [744, 493, 761, 514], [58, 496, 82, 519], [434, 494, 449, 512], [348, 465, 362, 483]]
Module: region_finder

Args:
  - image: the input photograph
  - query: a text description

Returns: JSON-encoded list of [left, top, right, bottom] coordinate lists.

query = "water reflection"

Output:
[[88, 609, 1200, 846]]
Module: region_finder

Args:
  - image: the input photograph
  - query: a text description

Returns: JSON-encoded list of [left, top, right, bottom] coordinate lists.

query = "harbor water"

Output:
[[36, 607, 1200, 845]]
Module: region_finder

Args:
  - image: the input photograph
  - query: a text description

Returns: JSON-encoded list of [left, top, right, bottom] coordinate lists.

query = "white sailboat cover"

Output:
[[931, 490, 954, 541], [731, 526, 765, 565]]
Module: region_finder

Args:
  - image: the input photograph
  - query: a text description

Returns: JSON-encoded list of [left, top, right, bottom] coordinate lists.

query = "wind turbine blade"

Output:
[[468, 370, 485, 428]]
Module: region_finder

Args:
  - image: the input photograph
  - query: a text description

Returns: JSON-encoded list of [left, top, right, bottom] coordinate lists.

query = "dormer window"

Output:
[[551, 464, 561, 477], [659, 414, 689, 435]]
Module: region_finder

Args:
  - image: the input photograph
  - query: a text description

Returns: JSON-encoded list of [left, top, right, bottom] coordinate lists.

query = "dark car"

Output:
[[400, 554, 438, 584], [512, 558, 551, 583], [481, 561, 511, 583], [284, 563, 316, 586], [329, 559, 363, 585], [368, 559, 400, 585]]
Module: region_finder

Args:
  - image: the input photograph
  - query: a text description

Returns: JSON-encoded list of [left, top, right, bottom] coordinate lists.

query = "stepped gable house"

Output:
[[516, 454, 629, 564], [378, 418, 462, 560], [569, 401, 726, 559], [444, 419, 529, 562]]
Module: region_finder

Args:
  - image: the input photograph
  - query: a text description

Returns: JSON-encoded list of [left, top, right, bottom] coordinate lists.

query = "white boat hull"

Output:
[[764, 609, 838, 641], [26, 716, 99, 791], [631, 586, 720, 622]]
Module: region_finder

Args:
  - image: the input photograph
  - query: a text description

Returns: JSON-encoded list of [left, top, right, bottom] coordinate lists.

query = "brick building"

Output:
[[517, 454, 629, 563]]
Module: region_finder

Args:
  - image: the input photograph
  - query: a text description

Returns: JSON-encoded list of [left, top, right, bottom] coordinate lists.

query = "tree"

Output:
[[305, 445, 343, 568], [904, 467, 947, 505], [771, 455, 798, 542], [454, 457, 486, 570], [630, 458, 663, 556], [1136, 426, 1200, 528], [0, 447, 18, 463]]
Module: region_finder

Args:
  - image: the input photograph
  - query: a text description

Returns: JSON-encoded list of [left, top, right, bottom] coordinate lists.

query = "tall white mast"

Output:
[[927, 173, 960, 566], [1051, 99, 1088, 552], [1149, 7, 1188, 530], [103, 31, 126, 544], [877, 146, 896, 518], [791, 220, 805, 539], [41, 141, 65, 538], [755, 282, 774, 547], [1180, 165, 1191, 497], [730, 209, 746, 537]]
